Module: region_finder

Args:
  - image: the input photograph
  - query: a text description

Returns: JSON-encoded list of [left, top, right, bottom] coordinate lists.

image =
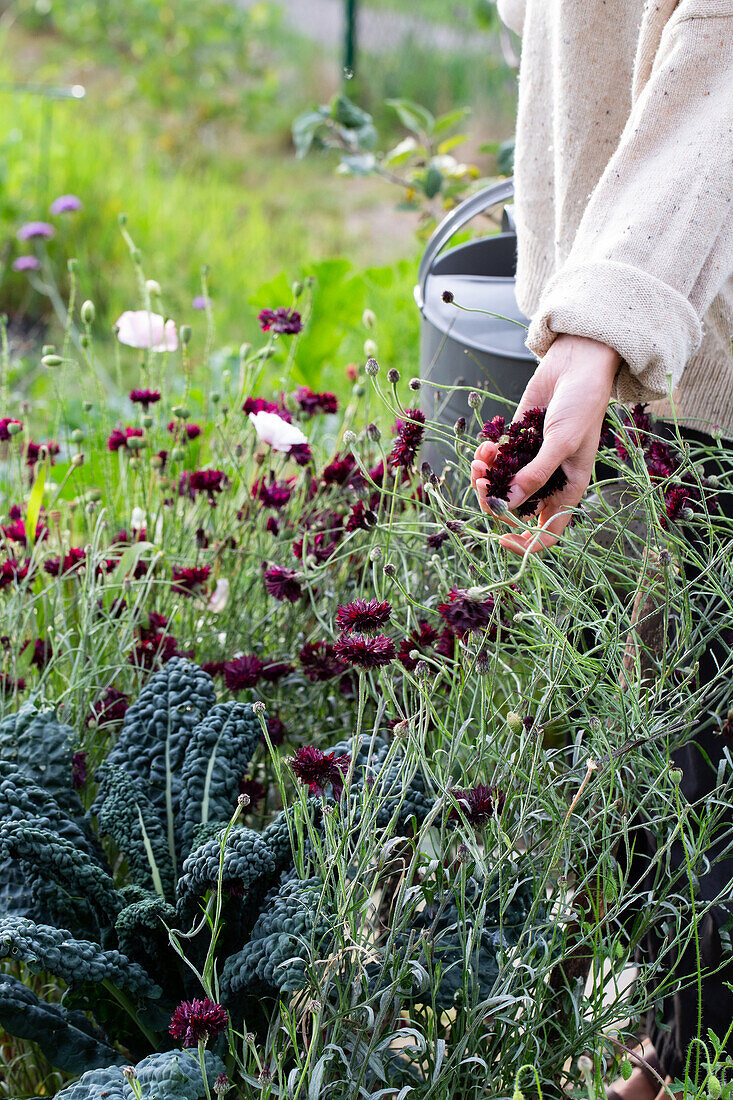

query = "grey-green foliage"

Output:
[[367, 870, 542, 1010], [53, 1049, 226, 1100], [329, 733, 434, 830], [92, 763, 176, 899], [0, 916, 160, 998], [104, 657, 217, 839], [221, 873, 334, 998], [0, 972, 121, 1074], [179, 701, 261, 851]]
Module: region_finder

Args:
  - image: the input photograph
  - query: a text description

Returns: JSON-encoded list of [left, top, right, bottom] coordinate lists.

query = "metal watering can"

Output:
[[414, 178, 536, 473]]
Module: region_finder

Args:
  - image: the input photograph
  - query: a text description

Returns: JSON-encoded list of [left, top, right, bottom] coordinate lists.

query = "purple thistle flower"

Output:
[[447, 783, 506, 827], [336, 598, 392, 633], [12, 255, 41, 273], [263, 565, 303, 603], [289, 745, 351, 798], [72, 751, 88, 789], [17, 222, 55, 241], [258, 307, 302, 335], [223, 655, 264, 691], [169, 998, 229, 1047], [333, 631, 395, 670], [49, 194, 82, 215]]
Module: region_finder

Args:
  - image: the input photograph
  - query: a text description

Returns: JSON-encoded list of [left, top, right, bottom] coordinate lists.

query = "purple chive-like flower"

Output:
[[336, 598, 392, 633], [169, 998, 229, 1047], [333, 632, 395, 670], [130, 388, 161, 409], [223, 655, 264, 691], [50, 194, 82, 215], [12, 255, 41, 272], [258, 307, 302, 335], [192, 295, 210, 310], [72, 751, 88, 789], [17, 222, 55, 241], [289, 745, 351, 798], [447, 783, 506, 827], [263, 565, 303, 603]]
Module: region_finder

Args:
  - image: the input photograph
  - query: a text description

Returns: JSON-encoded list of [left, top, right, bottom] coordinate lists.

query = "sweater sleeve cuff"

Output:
[[525, 260, 703, 404]]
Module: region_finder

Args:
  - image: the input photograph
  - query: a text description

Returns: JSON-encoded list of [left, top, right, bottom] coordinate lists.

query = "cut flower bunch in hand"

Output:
[[471, 407, 568, 517]]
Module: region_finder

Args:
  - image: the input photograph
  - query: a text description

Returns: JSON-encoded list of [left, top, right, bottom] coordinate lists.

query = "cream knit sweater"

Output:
[[497, 0, 733, 438]]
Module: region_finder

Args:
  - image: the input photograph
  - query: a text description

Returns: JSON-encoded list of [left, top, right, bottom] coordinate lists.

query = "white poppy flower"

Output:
[[115, 310, 178, 352], [248, 410, 308, 452]]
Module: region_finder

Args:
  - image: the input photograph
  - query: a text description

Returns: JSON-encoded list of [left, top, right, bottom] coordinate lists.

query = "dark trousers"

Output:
[[600, 425, 733, 1081]]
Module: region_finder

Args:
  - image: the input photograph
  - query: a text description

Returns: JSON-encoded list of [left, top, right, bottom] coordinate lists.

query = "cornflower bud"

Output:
[[118, 212, 128, 226], [369, 546, 383, 562], [391, 719, 409, 738], [383, 562, 396, 578], [80, 299, 95, 324], [669, 767, 683, 785], [467, 391, 481, 408], [366, 422, 381, 442], [456, 843, 470, 864], [292, 280, 304, 298], [214, 1074, 232, 1096], [454, 417, 466, 434], [421, 461, 433, 479], [180, 324, 192, 345], [362, 308, 376, 329], [237, 793, 251, 808], [409, 377, 421, 391], [83, 401, 93, 412], [71, 453, 84, 467], [122, 1066, 138, 1082], [211, 391, 220, 403], [145, 279, 161, 296], [245, 1032, 255, 1044], [506, 712, 523, 735], [131, 249, 142, 265], [365, 357, 379, 376], [125, 435, 146, 451], [239, 343, 251, 360], [80, 333, 91, 348], [485, 496, 508, 516], [364, 339, 378, 358], [343, 430, 357, 446], [67, 257, 78, 273], [415, 660, 429, 679], [252, 700, 267, 715], [142, 415, 153, 429], [577, 1056, 593, 1076], [352, 383, 365, 397], [429, 473, 440, 488], [42, 345, 55, 355], [7, 421, 22, 436], [387, 368, 400, 385], [171, 447, 186, 461]]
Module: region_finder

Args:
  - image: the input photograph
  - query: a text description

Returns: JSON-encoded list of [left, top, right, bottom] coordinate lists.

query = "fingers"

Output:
[[475, 477, 522, 526], [499, 499, 573, 555], [473, 440, 497, 467], [504, 435, 570, 513]]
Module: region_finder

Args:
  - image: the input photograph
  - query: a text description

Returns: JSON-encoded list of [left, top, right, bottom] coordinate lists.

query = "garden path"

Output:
[[237, 0, 502, 57]]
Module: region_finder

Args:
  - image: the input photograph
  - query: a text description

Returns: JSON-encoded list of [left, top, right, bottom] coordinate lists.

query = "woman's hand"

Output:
[[471, 333, 620, 554]]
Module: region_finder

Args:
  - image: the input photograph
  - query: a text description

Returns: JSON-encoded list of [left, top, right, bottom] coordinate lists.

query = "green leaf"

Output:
[[382, 136, 420, 167], [422, 165, 444, 199], [336, 153, 377, 176], [291, 108, 328, 158], [330, 92, 373, 130], [26, 458, 47, 551], [497, 138, 516, 176], [432, 106, 471, 136], [437, 134, 468, 156], [385, 98, 435, 136]]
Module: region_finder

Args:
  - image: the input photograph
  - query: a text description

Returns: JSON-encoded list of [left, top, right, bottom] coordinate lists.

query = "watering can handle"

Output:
[[415, 177, 515, 309]]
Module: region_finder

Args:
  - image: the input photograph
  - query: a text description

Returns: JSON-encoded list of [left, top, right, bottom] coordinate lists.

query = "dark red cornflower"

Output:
[[663, 486, 690, 526], [295, 386, 338, 416], [336, 598, 392, 633], [0, 673, 25, 694], [292, 531, 338, 564], [129, 617, 182, 669], [289, 442, 312, 466], [474, 406, 568, 517], [261, 660, 294, 681], [478, 415, 506, 443], [0, 558, 29, 589], [0, 418, 23, 441], [289, 745, 351, 799], [265, 516, 279, 536], [614, 403, 652, 460], [87, 687, 129, 727], [645, 439, 678, 480], [167, 421, 202, 441], [298, 641, 346, 682], [435, 626, 457, 660], [345, 500, 377, 533], [107, 427, 143, 453], [44, 547, 86, 577], [1, 516, 47, 546], [171, 564, 211, 595], [72, 751, 88, 789], [201, 660, 226, 678], [322, 453, 357, 486], [264, 565, 303, 602], [25, 440, 59, 467], [169, 998, 229, 1047], [437, 586, 502, 639], [388, 408, 426, 470], [130, 389, 161, 409], [265, 713, 287, 746], [447, 783, 506, 827], [333, 632, 395, 670], [398, 620, 440, 670], [223, 655, 264, 692], [258, 307, 302, 335], [238, 774, 266, 805], [251, 475, 294, 510], [189, 469, 226, 501], [29, 637, 52, 669], [242, 395, 292, 423]]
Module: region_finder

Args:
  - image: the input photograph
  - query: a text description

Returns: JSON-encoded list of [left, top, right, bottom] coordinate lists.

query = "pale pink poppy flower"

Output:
[[248, 410, 308, 452], [115, 310, 178, 352], [207, 578, 230, 613]]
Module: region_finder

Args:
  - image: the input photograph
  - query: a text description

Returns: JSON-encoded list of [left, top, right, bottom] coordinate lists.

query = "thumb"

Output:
[[506, 437, 569, 511]]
